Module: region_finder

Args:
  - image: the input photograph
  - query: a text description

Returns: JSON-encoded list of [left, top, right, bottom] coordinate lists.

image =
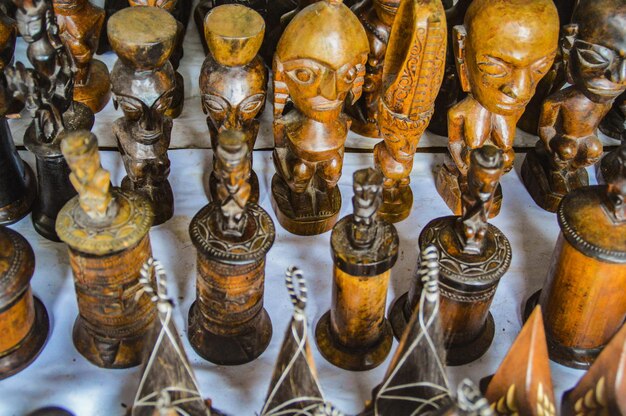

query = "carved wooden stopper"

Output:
[[0, 226, 49, 380], [532, 143, 626, 369], [315, 168, 398, 371], [188, 130, 275, 365], [56, 130, 156, 368]]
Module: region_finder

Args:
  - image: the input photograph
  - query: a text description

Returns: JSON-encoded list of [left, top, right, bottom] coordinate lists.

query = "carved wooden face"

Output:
[[16, 7, 46, 43], [352, 169, 382, 222], [467, 149, 503, 204], [570, 40, 626, 102], [128, 0, 177, 12], [58, 24, 97, 70]]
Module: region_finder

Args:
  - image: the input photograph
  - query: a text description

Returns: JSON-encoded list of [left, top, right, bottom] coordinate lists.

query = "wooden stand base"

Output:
[[315, 311, 393, 371], [210, 169, 259, 204], [445, 313, 495, 366], [0, 297, 49, 380], [31, 207, 62, 242], [73, 60, 111, 114], [165, 71, 184, 120], [0, 162, 36, 226], [121, 177, 173, 226], [188, 301, 272, 366], [377, 185, 413, 224], [270, 175, 341, 236]]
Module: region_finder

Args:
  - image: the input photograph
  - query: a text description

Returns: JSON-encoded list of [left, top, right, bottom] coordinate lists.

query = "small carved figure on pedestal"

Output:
[[435, 0, 559, 217], [56, 130, 155, 368], [522, 0, 626, 213], [599, 92, 626, 185], [390, 146, 511, 365], [6, 0, 94, 241], [188, 130, 275, 365], [315, 168, 398, 371], [271, 0, 368, 235], [374, 0, 446, 222], [108, 6, 176, 225], [200, 4, 266, 203], [53, 0, 110, 113]]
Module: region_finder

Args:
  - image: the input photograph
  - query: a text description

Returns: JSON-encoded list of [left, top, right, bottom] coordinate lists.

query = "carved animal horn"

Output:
[[484, 306, 556, 416], [561, 321, 626, 415]]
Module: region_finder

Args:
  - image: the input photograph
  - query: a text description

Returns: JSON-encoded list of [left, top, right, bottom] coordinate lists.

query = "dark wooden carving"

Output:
[[200, 4, 266, 203], [435, 0, 559, 217], [52, 0, 110, 113], [0, 226, 49, 379], [391, 146, 511, 365], [108, 6, 177, 226], [0, 10, 36, 225], [526, 142, 626, 369], [561, 322, 626, 415], [315, 168, 398, 371], [188, 130, 275, 365], [599, 92, 626, 185], [270, 0, 368, 235], [522, 0, 626, 212], [374, 0, 446, 223], [6, 0, 94, 241], [56, 130, 156, 368], [361, 245, 453, 415]]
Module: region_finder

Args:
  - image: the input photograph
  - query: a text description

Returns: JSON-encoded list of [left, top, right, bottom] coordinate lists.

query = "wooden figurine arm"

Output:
[[538, 98, 560, 149], [448, 109, 468, 175]]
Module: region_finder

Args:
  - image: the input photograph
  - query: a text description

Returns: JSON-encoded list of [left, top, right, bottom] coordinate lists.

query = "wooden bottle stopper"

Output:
[[108, 6, 177, 226], [390, 145, 511, 366], [0, 226, 49, 379], [200, 4, 266, 203], [315, 168, 398, 371], [188, 130, 275, 365], [525, 143, 626, 369], [56, 130, 155, 368]]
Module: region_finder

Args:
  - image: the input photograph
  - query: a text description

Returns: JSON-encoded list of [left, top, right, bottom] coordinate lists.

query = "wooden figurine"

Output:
[[56, 130, 155, 368], [374, 0, 446, 223], [108, 6, 176, 226], [315, 168, 398, 371], [482, 306, 556, 416], [0, 226, 49, 379], [271, 0, 368, 235], [391, 146, 511, 365], [522, 0, 626, 213], [200, 4, 266, 203], [263, 0, 317, 66], [428, 380, 494, 416], [260, 267, 328, 415], [0, 10, 36, 225], [525, 142, 626, 369], [435, 0, 559, 217], [361, 245, 453, 415], [52, 0, 110, 113], [599, 93, 626, 185], [130, 259, 221, 416], [561, 322, 626, 415], [188, 130, 275, 365], [344, 0, 400, 138], [7, 0, 94, 241]]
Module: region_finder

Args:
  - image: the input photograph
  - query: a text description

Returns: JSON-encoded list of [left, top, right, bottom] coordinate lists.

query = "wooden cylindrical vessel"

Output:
[[188, 202, 275, 365], [57, 189, 155, 368], [0, 226, 49, 379], [315, 214, 398, 371]]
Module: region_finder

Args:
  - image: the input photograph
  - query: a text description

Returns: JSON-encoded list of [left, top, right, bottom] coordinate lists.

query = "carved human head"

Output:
[[352, 167, 383, 224], [16, 0, 49, 43], [467, 145, 504, 204], [566, 0, 626, 102], [273, 0, 369, 123], [453, 0, 559, 115], [53, 0, 99, 71]]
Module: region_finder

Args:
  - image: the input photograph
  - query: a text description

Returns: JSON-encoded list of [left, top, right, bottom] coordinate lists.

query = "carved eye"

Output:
[[239, 96, 264, 115], [478, 61, 508, 78], [287, 68, 315, 84], [576, 48, 611, 69], [204, 98, 227, 113]]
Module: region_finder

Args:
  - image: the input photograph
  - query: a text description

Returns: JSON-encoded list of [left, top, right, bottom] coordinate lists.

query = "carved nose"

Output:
[[141, 110, 159, 132], [501, 69, 531, 101], [320, 72, 338, 100]]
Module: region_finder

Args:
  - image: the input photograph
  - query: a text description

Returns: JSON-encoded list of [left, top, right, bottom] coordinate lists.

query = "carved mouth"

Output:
[[311, 100, 342, 111]]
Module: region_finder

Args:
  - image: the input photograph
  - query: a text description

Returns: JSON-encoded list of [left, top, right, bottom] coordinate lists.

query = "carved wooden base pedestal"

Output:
[[209, 169, 259, 204], [377, 185, 413, 224], [270, 174, 341, 235], [73, 60, 111, 114], [0, 162, 36, 225], [121, 177, 173, 226]]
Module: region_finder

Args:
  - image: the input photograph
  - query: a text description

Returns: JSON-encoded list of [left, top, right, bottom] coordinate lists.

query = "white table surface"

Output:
[[0, 149, 587, 416]]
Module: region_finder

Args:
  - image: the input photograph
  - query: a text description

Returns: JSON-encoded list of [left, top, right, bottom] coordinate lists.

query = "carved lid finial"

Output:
[[350, 168, 383, 248]]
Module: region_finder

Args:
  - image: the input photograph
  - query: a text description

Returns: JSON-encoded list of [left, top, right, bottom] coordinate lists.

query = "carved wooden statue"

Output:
[[271, 0, 368, 235], [361, 246, 453, 415], [428, 380, 494, 416], [0, 226, 49, 379], [261, 267, 330, 415], [130, 259, 220, 416], [316, 168, 398, 371], [56, 130, 156, 368], [344, 0, 400, 138], [391, 146, 511, 365], [525, 142, 626, 369], [561, 322, 626, 415], [599, 92, 626, 185], [108, 6, 176, 226], [200, 4, 266, 203], [435, 0, 559, 217], [374, 0, 446, 223], [52, 0, 110, 113], [0, 10, 36, 225], [188, 130, 275, 365], [482, 306, 556, 416], [263, 0, 316, 66], [7, 0, 94, 241], [522, 0, 626, 213]]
